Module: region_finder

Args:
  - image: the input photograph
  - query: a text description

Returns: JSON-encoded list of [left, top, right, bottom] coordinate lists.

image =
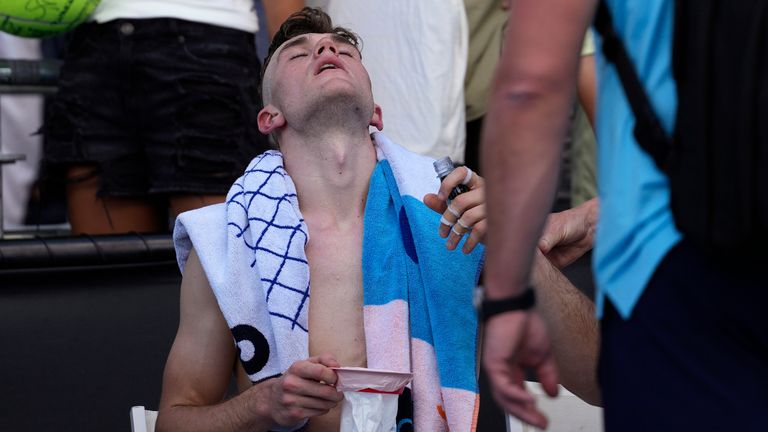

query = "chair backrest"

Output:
[[506, 382, 603, 432], [130, 406, 158, 432]]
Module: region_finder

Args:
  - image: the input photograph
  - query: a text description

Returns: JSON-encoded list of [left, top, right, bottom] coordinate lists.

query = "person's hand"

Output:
[[266, 353, 343, 428], [423, 166, 486, 253], [482, 310, 559, 429], [538, 197, 599, 269]]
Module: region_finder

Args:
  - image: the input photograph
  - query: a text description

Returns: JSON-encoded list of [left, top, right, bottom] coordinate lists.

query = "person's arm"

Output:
[[261, 0, 304, 40], [577, 54, 597, 126], [156, 248, 342, 432], [480, 0, 598, 428], [530, 250, 601, 406], [577, 29, 597, 126]]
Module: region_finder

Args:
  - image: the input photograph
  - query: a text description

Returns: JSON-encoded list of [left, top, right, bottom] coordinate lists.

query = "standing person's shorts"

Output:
[[598, 240, 768, 431], [44, 18, 270, 197]]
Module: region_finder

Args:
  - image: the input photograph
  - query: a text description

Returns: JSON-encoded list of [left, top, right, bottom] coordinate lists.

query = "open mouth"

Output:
[[315, 57, 344, 75], [319, 63, 338, 73]]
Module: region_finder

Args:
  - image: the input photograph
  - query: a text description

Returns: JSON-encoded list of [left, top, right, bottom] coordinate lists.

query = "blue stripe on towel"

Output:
[[363, 160, 484, 393]]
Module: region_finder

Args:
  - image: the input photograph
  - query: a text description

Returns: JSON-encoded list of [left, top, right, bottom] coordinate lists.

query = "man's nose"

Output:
[[315, 39, 339, 57]]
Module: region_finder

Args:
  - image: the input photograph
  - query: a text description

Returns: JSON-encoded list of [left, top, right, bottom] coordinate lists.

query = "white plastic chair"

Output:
[[130, 406, 158, 432], [506, 382, 603, 432]]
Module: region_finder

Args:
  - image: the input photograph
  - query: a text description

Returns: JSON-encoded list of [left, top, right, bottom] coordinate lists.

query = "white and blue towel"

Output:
[[174, 132, 484, 431]]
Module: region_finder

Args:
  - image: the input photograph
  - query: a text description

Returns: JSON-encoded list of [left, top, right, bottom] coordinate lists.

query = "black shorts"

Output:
[[44, 18, 270, 197]]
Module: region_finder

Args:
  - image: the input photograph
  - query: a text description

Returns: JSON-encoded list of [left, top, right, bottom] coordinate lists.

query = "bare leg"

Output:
[[169, 194, 226, 218], [66, 165, 164, 235]]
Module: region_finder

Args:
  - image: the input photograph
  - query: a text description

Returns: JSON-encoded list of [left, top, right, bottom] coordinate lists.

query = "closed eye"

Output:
[[340, 51, 355, 58], [289, 52, 308, 60]]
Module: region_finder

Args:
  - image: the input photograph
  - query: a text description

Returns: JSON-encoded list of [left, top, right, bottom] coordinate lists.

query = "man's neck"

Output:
[[281, 129, 377, 230]]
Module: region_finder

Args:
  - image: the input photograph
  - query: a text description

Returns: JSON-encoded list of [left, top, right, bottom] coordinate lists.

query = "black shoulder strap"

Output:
[[592, 0, 671, 171]]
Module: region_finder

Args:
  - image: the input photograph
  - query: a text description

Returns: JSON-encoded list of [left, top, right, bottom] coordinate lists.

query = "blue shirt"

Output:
[[593, 0, 682, 318]]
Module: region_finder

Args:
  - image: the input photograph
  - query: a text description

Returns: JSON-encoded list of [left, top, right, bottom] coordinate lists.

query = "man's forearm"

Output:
[[157, 381, 276, 432], [531, 253, 601, 405], [481, 79, 575, 298], [480, 0, 595, 300]]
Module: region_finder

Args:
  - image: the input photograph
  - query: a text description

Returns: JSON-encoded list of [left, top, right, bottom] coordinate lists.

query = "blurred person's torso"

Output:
[[593, 0, 681, 318]]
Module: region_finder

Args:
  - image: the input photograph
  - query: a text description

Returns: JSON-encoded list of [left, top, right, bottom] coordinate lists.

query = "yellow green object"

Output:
[[0, 0, 101, 38]]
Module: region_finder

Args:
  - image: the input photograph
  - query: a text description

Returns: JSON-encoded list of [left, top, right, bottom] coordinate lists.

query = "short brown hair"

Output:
[[258, 7, 360, 106]]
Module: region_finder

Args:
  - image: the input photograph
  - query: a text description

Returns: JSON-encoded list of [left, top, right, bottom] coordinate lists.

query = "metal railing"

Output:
[[0, 59, 61, 238], [0, 59, 61, 94]]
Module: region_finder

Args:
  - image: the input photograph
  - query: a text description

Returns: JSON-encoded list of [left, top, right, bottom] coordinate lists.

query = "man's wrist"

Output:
[[477, 286, 536, 322], [250, 377, 279, 427]]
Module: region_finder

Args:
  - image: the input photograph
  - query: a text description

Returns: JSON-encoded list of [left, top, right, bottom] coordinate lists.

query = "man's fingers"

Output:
[[316, 352, 340, 369], [281, 374, 342, 401], [501, 398, 549, 430], [538, 237, 552, 253], [539, 198, 598, 255], [437, 166, 483, 200], [490, 375, 536, 404], [462, 220, 486, 253], [488, 377, 547, 429], [483, 356, 534, 403], [280, 390, 342, 411], [428, 169, 486, 241], [536, 357, 560, 398], [449, 189, 484, 215], [422, 193, 447, 214], [290, 360, 338, 385], [446, 220, 468, 250], [439, 205, 460, 239], [538, 220, 566, 254], [460, 205, 487, 248], [442, 192, 485, 244], [459, 204, 486, 227]]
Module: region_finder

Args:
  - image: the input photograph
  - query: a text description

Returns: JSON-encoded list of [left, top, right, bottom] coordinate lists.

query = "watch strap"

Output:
[[479, 288, 536, 322]]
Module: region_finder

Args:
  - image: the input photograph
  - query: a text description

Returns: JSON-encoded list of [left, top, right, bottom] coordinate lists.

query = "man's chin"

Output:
[[321, 90, 371, 113], [300, 92, 373, 129]]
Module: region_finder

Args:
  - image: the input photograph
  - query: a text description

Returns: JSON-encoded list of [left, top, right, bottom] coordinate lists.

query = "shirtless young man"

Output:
[[155, 8, 482, 431], [156, 8, 599, 432]]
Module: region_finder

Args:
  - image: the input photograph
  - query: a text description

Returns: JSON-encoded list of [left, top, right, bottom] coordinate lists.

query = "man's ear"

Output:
[[370, 104, 383, 131], [257, 105, 286, 134]]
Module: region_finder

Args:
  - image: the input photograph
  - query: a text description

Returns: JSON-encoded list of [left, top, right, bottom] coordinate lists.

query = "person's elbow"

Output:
[[155, 406, 178, 432], [489, 63, 574, 114]]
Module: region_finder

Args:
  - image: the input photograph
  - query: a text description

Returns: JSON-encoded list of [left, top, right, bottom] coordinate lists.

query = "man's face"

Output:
[[260, 32, 379, 131]]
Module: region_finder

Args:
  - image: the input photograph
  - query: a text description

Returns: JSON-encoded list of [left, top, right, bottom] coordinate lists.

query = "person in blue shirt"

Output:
[[480, 0, 768, 430]]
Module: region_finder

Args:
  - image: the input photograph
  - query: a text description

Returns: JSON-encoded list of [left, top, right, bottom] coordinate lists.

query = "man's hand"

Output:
[[538, 197, 599, 268], [482, 310, 559, 429], [423, 166, 487, 253], [264, 353, 344, 428]]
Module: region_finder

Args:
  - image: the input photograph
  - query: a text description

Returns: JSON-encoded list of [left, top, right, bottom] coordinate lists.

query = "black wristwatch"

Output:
[[477, 286, 536, 322]]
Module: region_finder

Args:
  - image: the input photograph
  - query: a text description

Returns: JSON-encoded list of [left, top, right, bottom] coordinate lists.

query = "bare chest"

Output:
[[305, 227, 367, 368]]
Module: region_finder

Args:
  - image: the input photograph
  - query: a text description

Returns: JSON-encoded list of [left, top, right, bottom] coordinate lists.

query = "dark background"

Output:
[[0, 263, 180, 431]]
